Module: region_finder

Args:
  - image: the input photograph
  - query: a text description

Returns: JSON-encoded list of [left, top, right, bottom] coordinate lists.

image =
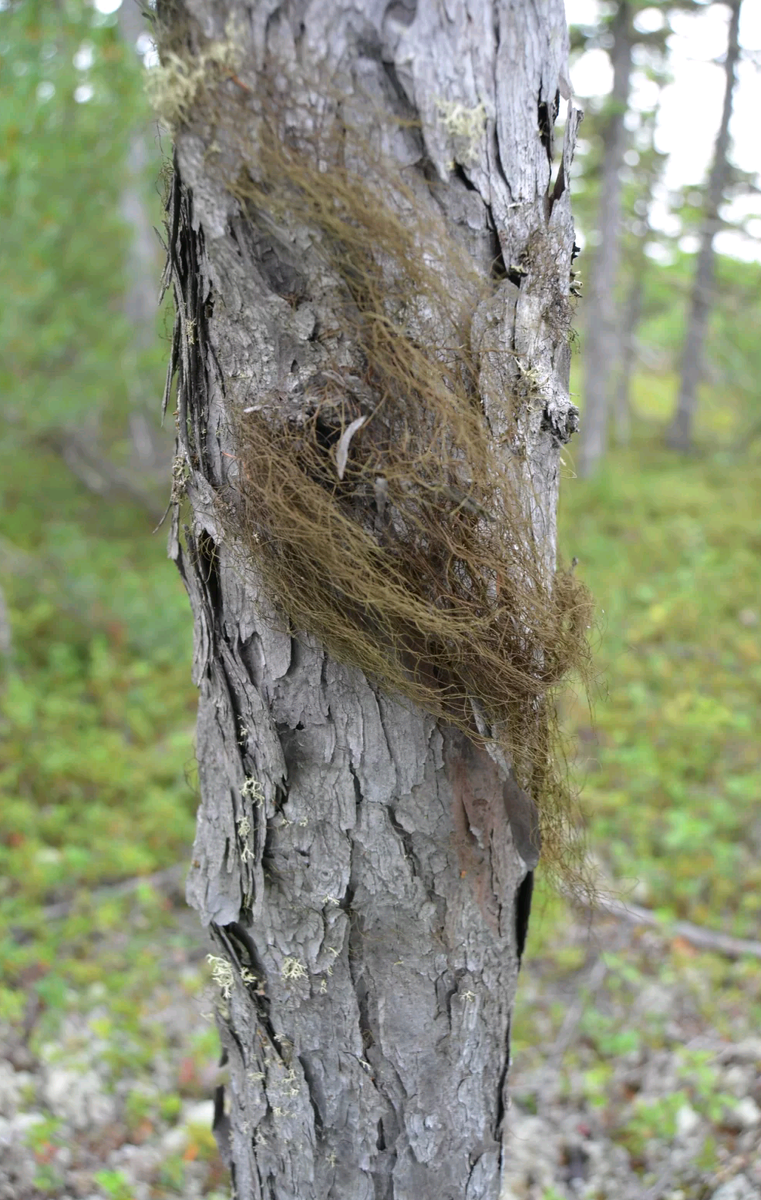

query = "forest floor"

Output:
[[507, 891, 761, 1200], [0, 876, 760, 1200]]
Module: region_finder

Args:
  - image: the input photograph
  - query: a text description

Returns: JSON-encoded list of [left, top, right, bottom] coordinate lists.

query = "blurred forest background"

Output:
[[0, 1, 760, 1197]]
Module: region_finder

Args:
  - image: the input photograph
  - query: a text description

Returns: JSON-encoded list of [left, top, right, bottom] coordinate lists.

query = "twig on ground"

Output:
[[574, 890, 761, 962], [641, 1162, 676, 1200], [9, 863, 190, 945], [40, 862, 187, 922], [532, 954, 609, 1106], [548, 955, 609, 1067]]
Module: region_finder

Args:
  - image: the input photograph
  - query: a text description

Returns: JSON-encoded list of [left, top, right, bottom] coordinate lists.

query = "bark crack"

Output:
[[298, 1053, 325, 1137], [373, 689, 400, 794], [493, 1013, 511, 1141], [386, 804, 418, 876]]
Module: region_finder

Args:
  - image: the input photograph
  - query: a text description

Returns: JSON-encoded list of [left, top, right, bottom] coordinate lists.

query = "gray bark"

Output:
[[668, 0, 742, 452], [159, 3, 580, 1197], [578, 1, 633, 477]]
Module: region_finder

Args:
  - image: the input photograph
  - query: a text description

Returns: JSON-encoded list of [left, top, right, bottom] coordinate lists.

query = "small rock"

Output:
[[724, 1038, 761, 1065], [183, 1100, 214, 1128], [723, 1065, 752, 1097], [55, 1144, 72, 1169], [0, 1065, 21, 1118], [161, 1125, 188, 1154], [731, 1097, 761, 1129], [0, 1134, 35, 1196], [711, 1176, 760, 1200], [111, 1142, 162, 1183], [676, 1103, 700, 1138], [561, 1141, 589, 1183], [11, 1111, 46, 1134], [44, 1068, 116, 1130], [502, 1112, 557, 1195]]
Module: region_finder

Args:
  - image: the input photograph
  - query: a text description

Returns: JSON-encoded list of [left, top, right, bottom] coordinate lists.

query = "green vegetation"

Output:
[[0, 0, 161, 444], [1, 0, 759, 1191], [561, 424, 761, 937], [0, 0, 196, 959], [0, 425, 198, 995], [4, 351, 759, 1188], [508, 373, 761, 1182], [0, 8, 212, 1190]]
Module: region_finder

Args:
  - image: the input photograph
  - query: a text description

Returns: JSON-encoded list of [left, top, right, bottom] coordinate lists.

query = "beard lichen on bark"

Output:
[[159, 53, 592, 879], [153, 3, 589, 1196]]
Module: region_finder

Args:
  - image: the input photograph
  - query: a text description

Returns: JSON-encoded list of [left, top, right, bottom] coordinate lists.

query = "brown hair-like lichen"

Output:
[[160, 51, 593, 879]]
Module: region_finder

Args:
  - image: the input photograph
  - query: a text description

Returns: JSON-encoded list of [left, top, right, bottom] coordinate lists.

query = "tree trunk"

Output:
[[667, 0, 742, 452], [578, 1, 633, 477], [612, 271, 641, 445], [118, 0, 158, 352], [157, 3, 581, 1197], [613, 98, 665, 449], [118, 0, 172, 476]]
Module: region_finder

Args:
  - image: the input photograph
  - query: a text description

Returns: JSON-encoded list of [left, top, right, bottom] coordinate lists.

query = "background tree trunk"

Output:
[[611, 99, 665, 449], [118, 0, 170, 475], [612, 272, 641, 446], [668, 0, 742, 452], [117, 0, 158, 353], [158, 3, 580, 1197], [578, 0, 633, 477]]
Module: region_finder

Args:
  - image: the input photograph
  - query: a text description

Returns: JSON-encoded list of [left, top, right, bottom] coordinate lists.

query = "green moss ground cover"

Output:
[[0, 441, 198, 1022], [506, 388, 761, 1187], [560, 422, 761, 938]]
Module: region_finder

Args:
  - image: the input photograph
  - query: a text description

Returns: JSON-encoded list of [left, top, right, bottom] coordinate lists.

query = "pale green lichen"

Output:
[[207, 952, 256, 996], [145, 18, 244, 127], [207, 954, 234, 999], [170, 454, 190, 502], [281, 956, 308, 982], [241, 777, 265, 805], [436, 98, 486, 165], [237, 816, 254, 862], [279, 1068, 300, 1098]]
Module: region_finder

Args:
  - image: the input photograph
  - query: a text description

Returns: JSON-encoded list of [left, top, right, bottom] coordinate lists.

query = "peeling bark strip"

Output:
[[156, 2, 581, 1196]]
